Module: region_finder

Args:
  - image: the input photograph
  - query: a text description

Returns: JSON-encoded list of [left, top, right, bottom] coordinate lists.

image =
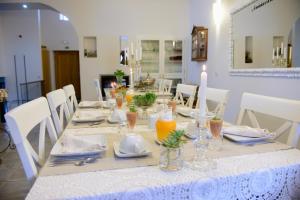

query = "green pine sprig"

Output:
[[162, 130, 186, 149]]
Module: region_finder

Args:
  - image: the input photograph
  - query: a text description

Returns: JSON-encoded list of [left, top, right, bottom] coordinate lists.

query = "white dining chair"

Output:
[[196, 87, 229, 116], [237, 92, 300, 148], [5, 97, 58, 180], [47, 89, 71, 135], [94, 78, 103, 101], [159, 79, 173, 93], [63, 84, 78, 115], [173, 84, 197, 108]]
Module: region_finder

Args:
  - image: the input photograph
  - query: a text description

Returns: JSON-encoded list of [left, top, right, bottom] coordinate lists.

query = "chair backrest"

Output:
[[196, 87, 229, 116], [47, 89, 70, 135], [5, 97, 57, 180], [237, 92, 300, 148], [159, 79, 173, 93], [173, 84, 197, 108], [94, 79, 103, 101], [63, 84, 78, 115]]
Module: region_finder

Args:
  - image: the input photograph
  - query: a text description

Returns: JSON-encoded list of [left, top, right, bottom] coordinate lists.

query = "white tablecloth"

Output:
[[26, 149, 300, 200]]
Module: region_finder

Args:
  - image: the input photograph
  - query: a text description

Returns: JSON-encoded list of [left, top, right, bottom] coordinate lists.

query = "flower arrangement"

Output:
[[0, 89, 8, 102], [133, 92, 157, 107], [114, 69, 125, 84]]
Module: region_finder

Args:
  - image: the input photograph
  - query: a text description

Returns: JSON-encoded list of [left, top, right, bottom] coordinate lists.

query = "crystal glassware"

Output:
[[116, 94, 123, 109], [187, 116, 217, 171], [209, 117, 223, 151], [126, 111, 137, 131]]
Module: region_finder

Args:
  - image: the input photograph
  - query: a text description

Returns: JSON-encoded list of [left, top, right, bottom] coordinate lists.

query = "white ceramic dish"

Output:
[[78, 101, 101, 108], [72, 111, 105, 123], [51, 135, 107, 157], [223, 133, 272, 143], [107, 117, 120, 124], [72, 116, 105, 123], [113, 142, 151, 158]]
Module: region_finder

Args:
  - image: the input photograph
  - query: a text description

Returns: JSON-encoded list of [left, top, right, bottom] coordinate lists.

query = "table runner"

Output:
[[39, 126, 292, 177]]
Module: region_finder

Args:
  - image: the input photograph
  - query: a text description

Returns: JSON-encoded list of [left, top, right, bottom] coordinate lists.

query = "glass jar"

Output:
[[159, 145, 183, 171]]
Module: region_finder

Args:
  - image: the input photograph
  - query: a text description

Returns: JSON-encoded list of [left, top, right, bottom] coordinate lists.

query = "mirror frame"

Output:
[[229, 0, 300, 78]]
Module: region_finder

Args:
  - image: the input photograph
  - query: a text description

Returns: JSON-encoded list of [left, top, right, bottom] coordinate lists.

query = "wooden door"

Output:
[[41, 46, 51, 96], [54, 51, 81, 99]]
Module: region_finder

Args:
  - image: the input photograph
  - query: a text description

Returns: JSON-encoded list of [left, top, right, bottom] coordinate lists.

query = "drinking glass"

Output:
[[126, 112, 137, 131], [209, 117, 223, 151], [116, 94, 123, 109]]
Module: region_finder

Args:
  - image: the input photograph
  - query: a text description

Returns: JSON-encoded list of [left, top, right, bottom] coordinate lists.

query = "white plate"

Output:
[[107, 117, 120, 124], [51, 135, 107, 157], [78, 101, 101, 108], [113, 142, 151, 158], [223, 133, 271, 143], [101, 101, 111, 109], [72, 111, 105, 123]]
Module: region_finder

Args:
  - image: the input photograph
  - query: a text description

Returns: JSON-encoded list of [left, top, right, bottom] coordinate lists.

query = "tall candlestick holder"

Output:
[[186, 115, 217, 171]]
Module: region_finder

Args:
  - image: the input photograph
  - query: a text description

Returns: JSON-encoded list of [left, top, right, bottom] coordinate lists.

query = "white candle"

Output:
[[130, 68, 133, 88], [135, 49, 139, 61], [284, 47, 287, 59], [131, 43, 134, 56], [272, 48, 275, 60], [281, 42, 284, 56], [276, 47, 279, 59], [139, 46, 142, 60], [199, 64, 207, 118]]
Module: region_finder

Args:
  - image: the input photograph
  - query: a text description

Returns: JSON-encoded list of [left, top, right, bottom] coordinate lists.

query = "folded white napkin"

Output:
[[74, 111, 103, 120], [111, 109, 126, 122], [79, 101, 101, 107], [61, 134, 104, 153], [223, 126, 271, 138]]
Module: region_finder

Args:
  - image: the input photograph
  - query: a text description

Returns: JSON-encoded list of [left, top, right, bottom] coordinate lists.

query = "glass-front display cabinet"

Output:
[[140, 38, 185, 93], [141, 40, 160, 74]]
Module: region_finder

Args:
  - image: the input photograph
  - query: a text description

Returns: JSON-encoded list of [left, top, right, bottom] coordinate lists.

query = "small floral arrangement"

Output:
[[162, 130, 186, 149], [0, 89, 8, 102], [129, 101, 137, 113]]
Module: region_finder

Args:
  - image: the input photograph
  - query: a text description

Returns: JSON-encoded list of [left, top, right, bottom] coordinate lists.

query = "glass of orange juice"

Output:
[[156, 119, 176, 142]]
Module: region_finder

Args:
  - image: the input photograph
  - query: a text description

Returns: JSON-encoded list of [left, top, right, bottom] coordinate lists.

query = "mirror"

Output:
[[120, 35, 129, 66], [230, 0, 300, 77]]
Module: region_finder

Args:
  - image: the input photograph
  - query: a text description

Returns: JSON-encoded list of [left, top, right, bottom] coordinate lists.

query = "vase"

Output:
[[159, 146, 183, 171]]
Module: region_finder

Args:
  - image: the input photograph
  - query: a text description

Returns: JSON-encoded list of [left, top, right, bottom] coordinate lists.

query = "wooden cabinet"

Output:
[[191, 26, 208, 61]]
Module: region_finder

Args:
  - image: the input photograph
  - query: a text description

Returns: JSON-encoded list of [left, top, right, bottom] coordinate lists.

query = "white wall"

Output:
[[8, 0, 190, 101], [0, 14, 5, 76], [188, 0, 300, 123], [0, 10, 42, 103], [40, 9, 78, 90]]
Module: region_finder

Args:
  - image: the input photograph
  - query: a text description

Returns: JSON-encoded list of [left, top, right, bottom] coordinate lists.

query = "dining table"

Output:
[[26, 98, 300, 200]]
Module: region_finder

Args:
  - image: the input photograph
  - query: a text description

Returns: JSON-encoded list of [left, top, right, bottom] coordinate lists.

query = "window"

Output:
[[59, 14, 69, 21]]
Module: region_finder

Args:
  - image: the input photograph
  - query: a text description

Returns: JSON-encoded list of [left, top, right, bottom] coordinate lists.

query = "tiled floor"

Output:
[[0, 125, 52, 200]]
